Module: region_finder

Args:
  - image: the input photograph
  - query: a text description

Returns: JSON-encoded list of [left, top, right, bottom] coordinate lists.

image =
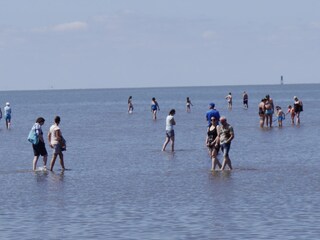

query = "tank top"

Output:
[[207, 125, 218, 142]]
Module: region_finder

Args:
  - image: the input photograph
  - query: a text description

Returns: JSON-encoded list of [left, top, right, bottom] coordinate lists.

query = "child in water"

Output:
[[275, 106, 285, 127], [287, 105, 295, 124]]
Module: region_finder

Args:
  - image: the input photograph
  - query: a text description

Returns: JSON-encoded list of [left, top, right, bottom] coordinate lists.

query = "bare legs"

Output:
[[33, 155, 47, 171], [265, 114, 273, 127], [296, 112, 300, 124], [6, 120, 10, 129], [220, 143, 232, 170], [221, 155, 233, 170], [211, 148, 221, 171], [259, 115, 265, 128], [162, 136, 174, 152], [152, 110, 157, 120], [50, 153, 65, 171]]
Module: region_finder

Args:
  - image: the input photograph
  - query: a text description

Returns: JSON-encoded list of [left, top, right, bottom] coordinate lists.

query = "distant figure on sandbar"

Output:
[[275, 106, 285, 127], [243, 91, 248, 109], [31, 117, 48, 171], [48, 116, 66, 171], [264, 94, 274, 127], [219, 116, 234, 170], [258, 98, 266, 128], [4, 102, 12, 129], [162, 109, 176, 152], [186, 97, 193, 113], [128, 96, 134, 113], [151, 97, 160, 120], [293, 96, 303, 125], [225, 92, 232, 109], [206, 103, 220, 126], [206, 116, 221, 171]]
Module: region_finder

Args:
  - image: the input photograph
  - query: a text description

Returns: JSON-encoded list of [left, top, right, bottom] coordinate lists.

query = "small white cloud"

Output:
[[310, 21, 320, 29], [32, 21, 88, 33], [202, 30, 218, 41], [52, 21, 88, 32]]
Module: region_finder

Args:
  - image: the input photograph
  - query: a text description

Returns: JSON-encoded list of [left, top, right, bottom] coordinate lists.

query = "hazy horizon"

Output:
[[1, 0, 319, 90]]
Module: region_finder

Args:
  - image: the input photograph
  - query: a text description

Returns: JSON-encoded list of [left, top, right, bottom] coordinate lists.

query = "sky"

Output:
[[0, 0, 320, 90]]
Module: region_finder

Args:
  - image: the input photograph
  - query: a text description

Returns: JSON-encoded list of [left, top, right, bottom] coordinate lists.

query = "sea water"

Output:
[[0, 84, 319, 239]]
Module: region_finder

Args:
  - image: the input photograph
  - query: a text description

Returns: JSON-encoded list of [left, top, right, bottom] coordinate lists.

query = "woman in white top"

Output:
[[4, 102, 11, 129], [48, 116, 65, 171], [162, 109, 176, 152]]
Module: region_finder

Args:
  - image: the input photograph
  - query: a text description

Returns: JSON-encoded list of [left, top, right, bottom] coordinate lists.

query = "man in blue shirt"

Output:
[[206, 103, 220, 126]]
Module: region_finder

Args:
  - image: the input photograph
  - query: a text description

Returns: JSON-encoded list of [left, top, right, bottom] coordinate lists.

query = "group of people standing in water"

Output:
[[259, 95, 303, 128], [127, 92, 303, 171], [127, 95, 235, 171]]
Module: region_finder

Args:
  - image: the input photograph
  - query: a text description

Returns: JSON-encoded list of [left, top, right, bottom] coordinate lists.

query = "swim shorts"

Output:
[[33, 141, 48, 156], [166, 130, 175, 138]]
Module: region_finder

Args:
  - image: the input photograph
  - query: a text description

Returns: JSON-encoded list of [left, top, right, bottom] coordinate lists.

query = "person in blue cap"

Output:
[[206, 103, 220, 126]]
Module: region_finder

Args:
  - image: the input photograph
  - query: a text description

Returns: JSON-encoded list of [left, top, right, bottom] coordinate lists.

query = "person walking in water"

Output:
[[151, 97, 160, 120], [243, 91, 248, 109], [128, 96, 134, 113], [186, 97, 193, 113], [4, 102, 12, 129], [219, 116, 234, 170], [225, 92, 232, 109], [162, 109, 176, 152], [48, 116, 66, 171], [31, 117, 48, 171], [206, 116, 221, 171]]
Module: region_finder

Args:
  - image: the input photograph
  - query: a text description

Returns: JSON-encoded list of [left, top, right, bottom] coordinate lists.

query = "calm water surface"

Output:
[[0, 84, 319, 239]]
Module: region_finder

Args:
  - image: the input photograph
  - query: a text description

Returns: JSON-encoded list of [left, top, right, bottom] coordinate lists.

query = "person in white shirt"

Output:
[[48, 116, 66, 171], [162, 109, 176, 152], [4, 102, 11, 129], [31, 117, 48, 171]]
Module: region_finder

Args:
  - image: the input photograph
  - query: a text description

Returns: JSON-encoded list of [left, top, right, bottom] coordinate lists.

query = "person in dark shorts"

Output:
[[31, 117, 48, 171], [243, 91, 248, 109]]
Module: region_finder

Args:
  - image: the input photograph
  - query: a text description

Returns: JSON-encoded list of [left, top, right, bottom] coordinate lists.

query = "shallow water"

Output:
[[0, 84, 319, 239]]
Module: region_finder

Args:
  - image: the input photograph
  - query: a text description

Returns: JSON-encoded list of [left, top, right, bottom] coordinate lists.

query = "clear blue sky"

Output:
[[0, 0, 319, 90]]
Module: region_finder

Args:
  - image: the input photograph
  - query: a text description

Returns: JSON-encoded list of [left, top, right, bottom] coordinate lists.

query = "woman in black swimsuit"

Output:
[[206, 116, 221, 171], [293, 96, 303, 124]]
